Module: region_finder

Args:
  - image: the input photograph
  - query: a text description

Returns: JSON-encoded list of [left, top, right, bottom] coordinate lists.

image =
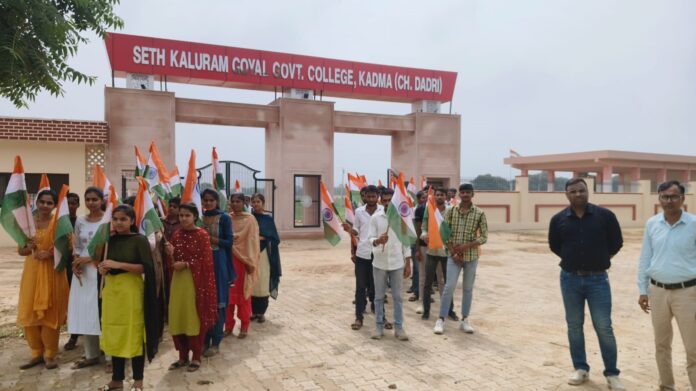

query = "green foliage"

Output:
[[0, 0, 123, 107], [471, 174, 513, 191]]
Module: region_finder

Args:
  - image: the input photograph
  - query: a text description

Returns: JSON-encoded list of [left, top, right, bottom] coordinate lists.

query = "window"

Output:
[[293, 175, 320, 227]]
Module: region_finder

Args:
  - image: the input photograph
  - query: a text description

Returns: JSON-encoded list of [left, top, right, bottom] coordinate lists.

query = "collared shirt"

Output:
[[444, 204, 488, 261], [420, 204, 450, 257], [637, 211, 696, 295], [368, 209, 410, 271], [353, 204, 383, 259], [548, 203, 623, 272]]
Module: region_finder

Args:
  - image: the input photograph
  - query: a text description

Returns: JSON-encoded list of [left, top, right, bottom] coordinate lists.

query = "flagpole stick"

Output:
[[381, 221, 390, 253], [99, 241, 108, 298]]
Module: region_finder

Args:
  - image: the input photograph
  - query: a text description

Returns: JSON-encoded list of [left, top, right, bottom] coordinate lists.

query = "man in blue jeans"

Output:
[[433, 183, 487, 335], [548, 178, 625, 390]]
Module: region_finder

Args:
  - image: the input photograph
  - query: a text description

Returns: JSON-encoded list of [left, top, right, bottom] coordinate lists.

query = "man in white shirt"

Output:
[[368, 188, 412, 341], [345, 185, 382, 331]]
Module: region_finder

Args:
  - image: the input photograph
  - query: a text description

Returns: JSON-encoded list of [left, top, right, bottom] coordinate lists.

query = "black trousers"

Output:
[[423, 255, 454, 316], [112, 355, 145, 381], [251, 296, 269, 315], [355, 256, 375, 321]]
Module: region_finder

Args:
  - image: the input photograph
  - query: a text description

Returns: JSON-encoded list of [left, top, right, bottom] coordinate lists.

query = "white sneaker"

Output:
[[415, 305, 423, 314], [567, 369, 589, 385], [459, 319, 475, 333], [605, 375, 625, 391], [433, 318, 444, 334]]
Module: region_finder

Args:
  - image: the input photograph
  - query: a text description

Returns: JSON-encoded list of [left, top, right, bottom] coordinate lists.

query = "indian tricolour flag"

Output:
[[87, 185, 119, 260], [147, 141, 171, 200], [181, 150, 202, 218], [212, 147, 227, 211], [347, 173, 361, 203], [386, 173, 417, 246], [134, 146, 148, 177], [1, 156, 36, 247], [233, 179, 241, 194], [424, 187, 451, 250], [407, 176, 417, 204], [169, 166, 183, 197], [49, 184, 73, 271], [320, 181, 342, 246], [32, 173, 50, 215], [134, 177, 163, 236], [92, 164, 115, 202], [343, 184, 355, 225]]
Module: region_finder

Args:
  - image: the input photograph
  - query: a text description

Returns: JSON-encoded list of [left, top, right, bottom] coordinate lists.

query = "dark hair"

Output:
[[459, 183, 474, 191], [416, 190, 426, 199], [380, 188, 395, 197], [448, 188, 457, 193], [37, 189, 58, 204], [178, 203, 200, 220], [123, 195, 136, 206], [363, 185, 379, 195], [84, 186, 104, 200], [168, 196, 181, 207], [67, 192, 80, 203], [201, 188, 220, 202], [229, 192, 245, 202], [251, 193, 265, 203], [565, 177, 588, 191], [657, 180, 685, 194], [434, 187, 447, 195], [113, 204, 137, 233]]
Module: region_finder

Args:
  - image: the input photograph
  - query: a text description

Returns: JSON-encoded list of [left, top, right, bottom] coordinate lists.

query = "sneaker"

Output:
[[394, 328, 409, 341], [605, 375, 625, 391], [203, 346, 219, 358], [433, 318, 444, 334], [567, 369, 589, 385], [370, 329, 383, 340], [415, 305, 423, 314], [459, 319, 474, 334]]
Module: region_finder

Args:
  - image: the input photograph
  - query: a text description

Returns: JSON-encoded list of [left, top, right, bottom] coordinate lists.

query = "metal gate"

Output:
[[196, 160, 276, 218]]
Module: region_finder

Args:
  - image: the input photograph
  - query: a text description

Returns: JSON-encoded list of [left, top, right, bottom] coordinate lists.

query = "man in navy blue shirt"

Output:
[[548, 178, 625, 390]]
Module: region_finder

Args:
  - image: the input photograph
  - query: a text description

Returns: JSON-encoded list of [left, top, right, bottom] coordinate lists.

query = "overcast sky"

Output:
[[2, 1, 695, 185]]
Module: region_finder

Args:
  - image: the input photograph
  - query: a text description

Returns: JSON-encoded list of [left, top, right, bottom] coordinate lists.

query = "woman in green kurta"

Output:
[[98, 205, 159, 391]]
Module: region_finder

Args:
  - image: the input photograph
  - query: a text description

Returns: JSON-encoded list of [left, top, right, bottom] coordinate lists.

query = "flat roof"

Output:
[[504, 150, 696, 173]]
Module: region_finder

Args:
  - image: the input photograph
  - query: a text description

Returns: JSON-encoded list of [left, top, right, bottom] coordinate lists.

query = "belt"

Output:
[[650, 278, 696, 290], [565, 270, 606, 276]]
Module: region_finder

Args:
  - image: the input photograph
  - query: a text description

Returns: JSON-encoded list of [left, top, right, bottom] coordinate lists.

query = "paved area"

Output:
[[0, 229, 691, 390]]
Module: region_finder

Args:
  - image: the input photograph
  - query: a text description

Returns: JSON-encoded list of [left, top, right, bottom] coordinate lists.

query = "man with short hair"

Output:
[[368, 188, 411, 341], [347, 185, 381, 330], [421, 187, 457, 320], [162, 196, 181, 241], [446, 188, 457, 206], [548, 178, 625, 390], [433, 183, 486, 335], [638, 180, 696, 390]]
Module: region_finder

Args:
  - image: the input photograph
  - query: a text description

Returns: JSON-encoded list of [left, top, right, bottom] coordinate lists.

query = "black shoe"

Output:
[[421, 313, 429, 320], [257, 314, 266, 323], [448, 312, 460, 321], [406, 288, 414, 294], [64, 335, 78, 351]]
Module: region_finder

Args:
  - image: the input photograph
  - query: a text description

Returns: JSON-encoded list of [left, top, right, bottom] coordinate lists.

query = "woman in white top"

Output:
[[68, 187, 105, 369]]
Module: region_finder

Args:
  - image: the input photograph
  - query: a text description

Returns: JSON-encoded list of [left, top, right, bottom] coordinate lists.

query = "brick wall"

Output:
[[0, 117, 108, 144]]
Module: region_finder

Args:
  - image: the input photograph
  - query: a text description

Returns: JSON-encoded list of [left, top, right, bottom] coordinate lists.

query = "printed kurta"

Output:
[[67, 216, 101, 335]]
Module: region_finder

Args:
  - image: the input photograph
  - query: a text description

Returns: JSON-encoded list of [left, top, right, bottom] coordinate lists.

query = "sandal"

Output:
[[223, 329, 233, 337], [350, 319, 363, 330], [71, 357, 99, 370], [187, 361, 201, 372], [105, 360, 113, 374], [19, 357, 44, 370], [98, 383, 123, 391], [168, 360, 189, 370], [237, 331, 247, 339], [408, 295, 418, 302], [384, 321, 393, 330]]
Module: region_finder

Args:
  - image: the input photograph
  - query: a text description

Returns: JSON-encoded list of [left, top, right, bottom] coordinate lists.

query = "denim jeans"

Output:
[[439, 258, 478, 319], [560, 270, 620, 376], [373, 266, 404, 330], [423, 255, 454, 317], [355, 256, 375, 321], [409, 246, 419, 296]]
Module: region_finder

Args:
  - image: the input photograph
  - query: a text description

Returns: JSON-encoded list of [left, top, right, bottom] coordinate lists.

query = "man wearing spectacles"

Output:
[[548, 178, 625, 390], [638, 180, 696, 390]]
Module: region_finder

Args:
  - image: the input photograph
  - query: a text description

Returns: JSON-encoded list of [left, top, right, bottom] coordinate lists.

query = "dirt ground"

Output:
[[0, 229, 691, 390]]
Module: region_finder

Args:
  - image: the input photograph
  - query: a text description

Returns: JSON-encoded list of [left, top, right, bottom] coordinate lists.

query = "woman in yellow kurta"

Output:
[[17, 190, 69, 370]]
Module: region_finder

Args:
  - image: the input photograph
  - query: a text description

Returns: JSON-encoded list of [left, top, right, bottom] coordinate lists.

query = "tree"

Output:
[[0, 0, 123, 108], [471, 174, 512, 191]]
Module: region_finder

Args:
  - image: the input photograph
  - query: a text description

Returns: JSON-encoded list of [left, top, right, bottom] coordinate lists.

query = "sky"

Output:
[[2, 0, 696, 186]]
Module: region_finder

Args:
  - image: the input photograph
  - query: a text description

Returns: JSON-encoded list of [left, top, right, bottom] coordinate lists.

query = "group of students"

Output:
[[15, 187, 281, 391], [343, 184, 488, 341]]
